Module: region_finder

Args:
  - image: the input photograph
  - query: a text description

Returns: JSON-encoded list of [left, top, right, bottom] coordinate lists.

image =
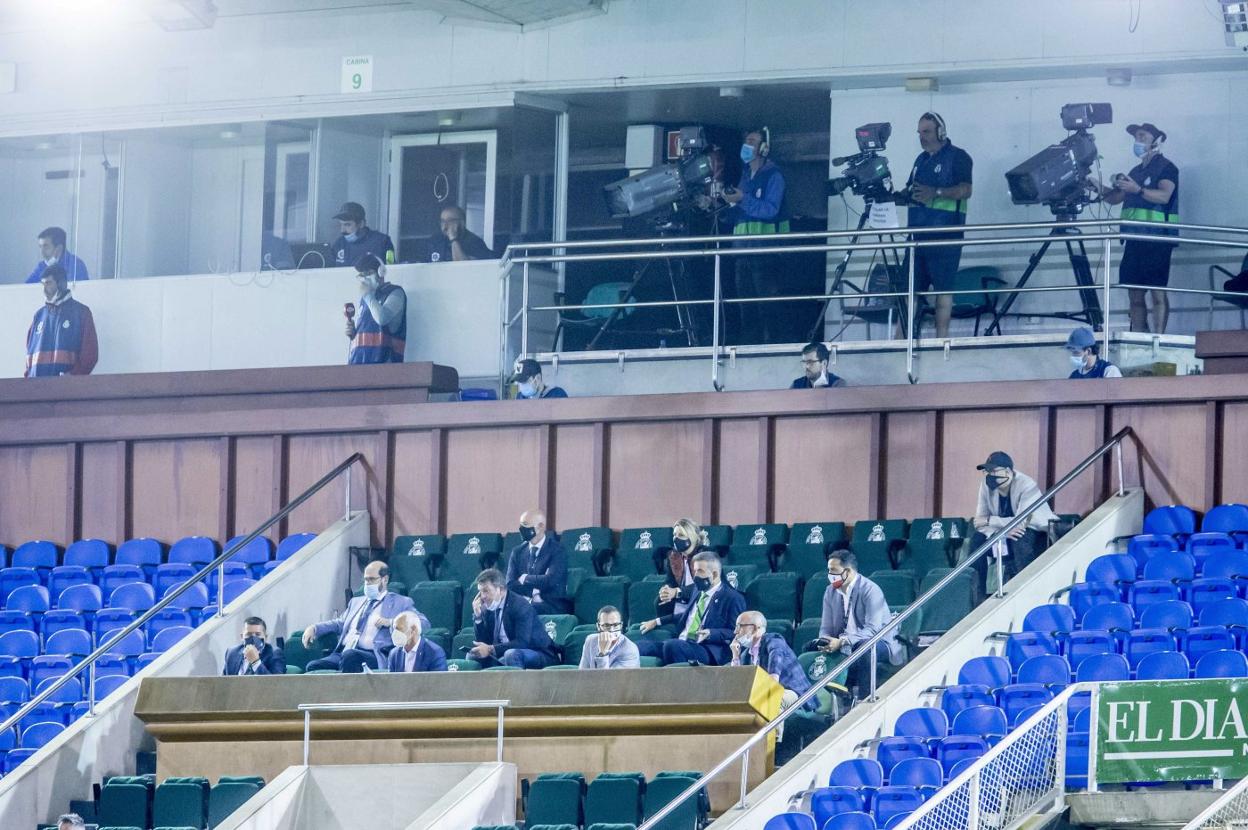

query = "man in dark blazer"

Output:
[[730, 611, 816, 711], [302, 561, 425, 672], [505, 509, 571, 614], [468, 568, 559, 669], [638, 551, 746, 666], [386, 611, 448, 672], [223, 616, 286, 676]]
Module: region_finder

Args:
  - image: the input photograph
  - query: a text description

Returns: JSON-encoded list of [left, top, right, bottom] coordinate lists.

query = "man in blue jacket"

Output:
[[468, 568, 559, 669], [222, 616, 286, 676], [386, 610, 447, 672], [730, 610, 816, 712], [637, 551, 747, 666], [330, 201, 395, 267], [302, 561, 424, 672], [26, 226, 89, 284]]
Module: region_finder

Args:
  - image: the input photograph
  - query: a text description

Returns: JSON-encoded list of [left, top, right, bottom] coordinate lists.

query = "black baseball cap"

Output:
[[511, 359, 541, 382], [1125, 123, 1166, 143], [976, 451, 1014, 471], [333, 201, 366, 222]]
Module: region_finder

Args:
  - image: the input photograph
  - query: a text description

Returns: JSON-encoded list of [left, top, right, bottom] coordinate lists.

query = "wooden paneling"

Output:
[[233, 437, 277, 541], [391, 431, 438, 538], [285, 434, 377, 540], [1051, 407, 1101, 514], [771, 414, 875, 523], [606, 421, 708, 529], [883, 411, 938, 519], [0, 445, 71, 547], [716, 419, 765, 526], [939, 409, 1044, 518], [443, 426, 544, 534], [551, 425, 597, 531], [79, 442, 123, 544], [1221, 403, 1248, 505], [130, 440, 223, 541], [1111, 404, 1210, 510]]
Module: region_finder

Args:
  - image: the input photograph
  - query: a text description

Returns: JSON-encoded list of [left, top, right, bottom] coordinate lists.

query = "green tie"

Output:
[[687, 593, 708, 639]]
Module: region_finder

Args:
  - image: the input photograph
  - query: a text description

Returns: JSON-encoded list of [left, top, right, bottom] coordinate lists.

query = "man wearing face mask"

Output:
[[222, 617, 286, 676], [1097, 123, 1179, 334], [346, 254, 407, 364], [329, 202, 395, 268], [505, 509, 571, 614], [790, 342, 846, 389], [721, 127, 791, 345], [301, 560, 422, 672], [578, 605, 640, 669], [812, 551, 905, 699], [1064, 327, 1121, 379], [637, 551, 746, 666], [511, 359, 568, 400], [26, 226, 89, 284], [25, 264, 98, 378], [385, 611, 447, 672], [730, 611, 815, 712], [468, 568, 559, 669], [970, 451, 1058, 596]]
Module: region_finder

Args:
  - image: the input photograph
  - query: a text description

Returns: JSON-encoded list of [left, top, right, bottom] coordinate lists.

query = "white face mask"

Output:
[[736, 634, 755, 648], [391, 629, 409, 649], [44, 256, 57, 266], [363, 582, 382, 601], [1069, 354, 1086, 370], [517, 381, 537, 398]]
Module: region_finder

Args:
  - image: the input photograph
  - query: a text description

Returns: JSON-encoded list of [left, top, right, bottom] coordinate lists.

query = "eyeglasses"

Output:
[[363, 576, 384, 584], [827, 570, 846, 579], [735, 623, 757, 630], [597, 623, 623, 632], [801, 359, 822, 366]]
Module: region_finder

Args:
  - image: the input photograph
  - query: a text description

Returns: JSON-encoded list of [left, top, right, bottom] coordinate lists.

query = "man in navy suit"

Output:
[[302, 561, 424, 672], [505, 509, 571, 614], [386, 611, 447, 673], [468, 568, 559, 669], [637, 551, 746, 666], [222, 616, 286, 676]]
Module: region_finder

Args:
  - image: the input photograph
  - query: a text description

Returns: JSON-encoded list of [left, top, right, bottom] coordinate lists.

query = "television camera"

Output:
[[826, 122, 910, 204], [602, 126, 715, 222], [1005, 102, 1112, 212]]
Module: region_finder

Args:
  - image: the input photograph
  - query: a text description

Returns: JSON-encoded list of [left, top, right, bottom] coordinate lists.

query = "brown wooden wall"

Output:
[[1, 370, 1245, 550]]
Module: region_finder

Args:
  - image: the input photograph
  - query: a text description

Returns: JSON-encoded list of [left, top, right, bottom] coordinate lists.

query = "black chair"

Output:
[[1208, 252, 1248, 328]]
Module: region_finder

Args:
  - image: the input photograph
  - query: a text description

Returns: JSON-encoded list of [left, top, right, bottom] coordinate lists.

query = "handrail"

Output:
[[0, 451, 366, 739], [1179, 768, 1248, 830], [636, 426, 1134, 830], [298, 699, 511, 765]]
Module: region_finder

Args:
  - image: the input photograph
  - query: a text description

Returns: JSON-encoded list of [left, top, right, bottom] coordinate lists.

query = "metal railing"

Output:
[[0, 452, 364, 741], [298, 700, 510, 765], [636, 426, 1134, 830], [500, 218, 1248, 389], [1180, 772, 1248, 830]]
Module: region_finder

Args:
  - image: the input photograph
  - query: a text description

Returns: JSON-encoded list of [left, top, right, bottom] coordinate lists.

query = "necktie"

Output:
[[354, 599, 378, 635], [687, 593, 708, 638]]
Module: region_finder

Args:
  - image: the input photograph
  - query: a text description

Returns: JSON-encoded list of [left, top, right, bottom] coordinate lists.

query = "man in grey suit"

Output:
[[578, 605, 640, 669], [301, 560, 424, 672], [814, 551, 905, 697]]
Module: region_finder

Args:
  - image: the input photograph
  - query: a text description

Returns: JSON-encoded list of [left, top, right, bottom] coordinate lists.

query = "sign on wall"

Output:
[[1096, 679, 1248, 784], [341, 55, 373, 94]]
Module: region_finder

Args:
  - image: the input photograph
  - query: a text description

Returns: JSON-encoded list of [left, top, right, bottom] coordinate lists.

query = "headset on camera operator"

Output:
[[905, 112, 974, 339], [1094, 122, 1179, 334]]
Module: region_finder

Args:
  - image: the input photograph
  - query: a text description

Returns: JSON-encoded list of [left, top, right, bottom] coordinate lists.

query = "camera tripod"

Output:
[[586, 229, 699, 349], [985, 205, 1103, 336], [806, 197, 909, 342]]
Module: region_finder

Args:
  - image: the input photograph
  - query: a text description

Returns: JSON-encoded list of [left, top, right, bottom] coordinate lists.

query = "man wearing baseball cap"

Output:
[[969, 451, 1057, 596], [1064, 327, 1121, 379], [330, 201, 396, 268], [511, 359, 568, 400], [1097, 122, 1179, 334]]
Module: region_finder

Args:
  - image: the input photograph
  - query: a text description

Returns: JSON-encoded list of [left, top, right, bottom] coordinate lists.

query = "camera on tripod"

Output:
[[1005, 103, 1112, 213], [826, 123, 909, 204], [602, 126, 715, 223]]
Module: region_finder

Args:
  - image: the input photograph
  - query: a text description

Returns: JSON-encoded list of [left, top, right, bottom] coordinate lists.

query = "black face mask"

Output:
[[244, 635, 264, 649], [672, 537, 691, 553], [986, 473, 1011, 491], [519, 525, 538, 543], [692, 575, 712, 592]]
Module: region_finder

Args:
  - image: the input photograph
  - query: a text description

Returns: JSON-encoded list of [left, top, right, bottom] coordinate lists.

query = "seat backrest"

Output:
[[19, 719, 64, 748], [1080, 601, 1134, 632], [1199, 597, 1248, 628], [56, 583, 103, 613], [853, 520, 907, 543], [1143, 505, 1197, 537], [115, 538, 164, 568], [63, 539, 111, 570], [109, 582, 156, 611], [1202, 504, 1248, 534], [151, 625, 195, 652], [824, 812, 875, 830], [1134, 650, 1190, 680], [1138, 599, 1194, 631], [12, 541, 58, 571], [153, 777, 210, 829], [224, 535, 273, 565], [584, 772, 644, 827], [950, 705, 1008, 738], [1195, 649, 1248, 678], [4, 585, 49, 613], [45, 627, 92, 656], [731, 523, 789, 547], [0, 676, 29, 702], [1074, 652, 1130, 682], [162, 581, 210, 609], [1142, 553, 1196, 583], [957, 655, 1011, 687], [888, 756, 943, 788], [276, 533, 317, 560], [1016, 654, 1070, 686], [0, 629, 40, 657], [169, 536, 219, 565], [393, 534, 449, 560], [790, 522, 846, 548], [1069, 582, 1121, 619], [893, 707, 948, 739], [1085, 554, 1137, 586], [1022, 604, 1076, 635], [828, 758, 884, 788], [526, 776, 583, 827], [101, 564, 146, 595], [573, 577, 629, 626]]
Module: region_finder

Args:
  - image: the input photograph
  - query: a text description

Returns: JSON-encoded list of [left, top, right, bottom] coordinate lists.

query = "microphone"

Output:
[[344, 302, 355, 321]]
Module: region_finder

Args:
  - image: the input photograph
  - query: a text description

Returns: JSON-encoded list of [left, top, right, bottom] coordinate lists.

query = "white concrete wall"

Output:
[[0, 512, 370, 830]]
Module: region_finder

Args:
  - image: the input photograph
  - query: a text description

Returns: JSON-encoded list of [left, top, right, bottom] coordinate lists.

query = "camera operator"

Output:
[[1096, 122, 1178, 334], [905, 113, 973, 339], [722, 127, 791, 345]]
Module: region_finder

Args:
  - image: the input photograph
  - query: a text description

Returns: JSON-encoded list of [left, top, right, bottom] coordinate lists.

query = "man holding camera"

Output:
[[1097, 122, 1179, 334], [906, 113, 973, 339]]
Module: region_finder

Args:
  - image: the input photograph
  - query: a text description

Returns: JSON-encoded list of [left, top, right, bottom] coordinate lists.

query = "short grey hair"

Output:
[[691, 550, 722, 573], [741, 610, 767, 632], [57, 816, 86, 829], [394, 610, 421, 633]]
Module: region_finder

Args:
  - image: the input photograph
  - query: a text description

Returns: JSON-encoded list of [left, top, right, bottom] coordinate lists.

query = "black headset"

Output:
[[923, 112, 947, 142], [754, 126, 771, 158]]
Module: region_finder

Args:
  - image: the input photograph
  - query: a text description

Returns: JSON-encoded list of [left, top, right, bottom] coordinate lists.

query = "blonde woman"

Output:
[[655, 518, 705, 621]]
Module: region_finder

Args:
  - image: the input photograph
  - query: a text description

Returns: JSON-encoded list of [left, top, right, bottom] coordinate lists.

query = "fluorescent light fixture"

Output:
[[904, 77, 939, 92], [1223, 1, 1248, 49], [1105, 67, 1132, 87], [719, 86, 745, 99], [146, 0, 217, 31], [437, 112, 459, 127], [219, 124, 242, 140]]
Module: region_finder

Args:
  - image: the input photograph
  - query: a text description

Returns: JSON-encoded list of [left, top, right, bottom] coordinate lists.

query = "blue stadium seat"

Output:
[[829, 757, 884, 790], [154, 563, 198, 597], [29, 656, 73, 690], [1, 569, 41, 604], [1004, 631, 1059, 674], [1022, 604, 1076, 639], [1016, 654, 1070, 690], [134, 653, 161, 672], [0, 676, 30, 703], [1065, 602, 1133, 669], [114, 538, 164, 579], [160, 582, 209, 623], [34, 675, 82, 703], [1074, 653, 1129, 683], [44, 628, 92, 659], [276, 533, 316, 560], [1085, 554, 1137, 599], [1134, 650, 1190, 680], [1201, 504, 1248, 543], [109, 582, 156, 613], [38, 610, 85, 640], [100, 629, 146, 664], [1186, 533, 1237, 571], [1142, 552, 1196, 586], [207, 562, 251, 596], [100, 564, 146, 598], [220, 578, 258, 606], [19, 703, 65, 732], [63, 539, 110, 575], [94, 673, 130, 698], [48, 567, 93, 603], [875, 737, 930, 779], [1066, 723, 1090, 789], [949, 705, 1007, 743], [145, 609, 194, 647], [0, 612, 33, 636], [12, 541, 59, 577], [18, 720, 63, 749], [996, 684, 1053, 725], [224, 535, 273, 578], [169, 536, 218, 567], [1198, 598, 1248, 647], [1125, 629, 1177, 670], [1137, 600, 1193, 633], [0, 629, 39, 676], [1127, 535, 1177, 570], [1143, 505, 1196, 540], [1182, 626, 1236, 665], [92, 654, 130, 678], [872, 786, 925, 826], [1187, 578, 1237, 613], [150, 625, 194, 652], [56, 583, 103, 615], [893, 708, 948, 745], [4, 747, 37, 772], [822, 811, 875, 830], [940, 686, 995, 720], [1128, 580, 1181, 610], [1068, 582, 1120, 619], [261, 560, 282, 578], [1195, 649, 1248, 678], [1200, 551, 1248, 598], [5, 585, 49, 615], [937, 736, 988, 780], [93, 608, 137, 642], [811, 787, 866, 827], [887, 756, 942, 795], [958, 656, 1011, 688], [764, 814, 818, 830]]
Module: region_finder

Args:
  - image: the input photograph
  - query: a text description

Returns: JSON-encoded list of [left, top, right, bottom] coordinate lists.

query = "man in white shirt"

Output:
[[302, 560, 420, 672], [815, 551, 904, 698], [385, 610, 447, 672], [578, 605, 640, 669]]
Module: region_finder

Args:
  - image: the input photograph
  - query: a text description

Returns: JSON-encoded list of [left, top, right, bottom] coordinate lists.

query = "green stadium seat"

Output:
[[626, 575, 666, 626], [617, 527, 671, 581], [99, 776, 153, 830], [904, 517, 967, 579], [353, 581, 408, 599], [423, 627, 451, 654], [917, 568, 976, 642], [392, 533, 446, 558], [574, 576, 629, 625], [627, 622, 673, 644], [441, 533, 504, 587], [788, 521, 846, 570], [585, 772, 646, 827], [539, 614, 579, 649], [563, 624, 599, 664], [870, 570, 917, 607], [644, 772, 708, 830], [410, 581, 462, 633], [452, 629, 477, 656], [723, 545, 773, 574], [461, 584, 481, 630], [153, 777, 210, 830], [639, 655, 663, 667], [721, 563, 759, 593], [768, 619, 795, 645], [801, 573, 831, 621], [282, 627, 338, 672], [794, 618, 822, 650], [562, 526, 615, 575], [851, 519, 908, 573], [699, 525, 732, 552], [746, 572, 800, 624], [526, 773, 585, 827], [388, 553, 436, 591], [446, 658, 481, 672], [731, 522, 789, 548], [798, 650, 849, 688]]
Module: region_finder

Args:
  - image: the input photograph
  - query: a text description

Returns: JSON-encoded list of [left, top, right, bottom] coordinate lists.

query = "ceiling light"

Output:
[[219, 124, 242, 140], [1106, 68, 1132, 87], [904, 77, 939, 93], [146, 0, 217, 31], [719, 86, 745, 99], [437, 112, 460, 127]]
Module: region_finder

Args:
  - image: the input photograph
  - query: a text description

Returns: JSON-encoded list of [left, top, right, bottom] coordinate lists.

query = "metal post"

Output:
[[521, 262, 531, 358], [1087, 685, 1100, 793], [1114, 441, 1125, 497], [344, 469, 352, 521], [967, 769, 982, 830], [1103, 235, 1113, 351], [738, 747, 750, 810], [217, 562, 225, 615], [303, 710, 312, 765], [1054, 695, 1068, 801], [711, 254, 723, 391], [496, 704, 505, 763], [868, 645, 879, 702], [88, 661, 97, 717], [906, 243, 917, 383], [994, 539, 1005, 598]]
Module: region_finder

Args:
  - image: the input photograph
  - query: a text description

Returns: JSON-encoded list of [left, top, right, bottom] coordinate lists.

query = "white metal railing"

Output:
[[1180, 774, 1248, 830], [298, 700, 510, 765], [500, 218, 1248, 390]]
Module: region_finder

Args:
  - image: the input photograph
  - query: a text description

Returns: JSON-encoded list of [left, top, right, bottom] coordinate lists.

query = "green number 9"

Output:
[[352, 73, 362, 90]]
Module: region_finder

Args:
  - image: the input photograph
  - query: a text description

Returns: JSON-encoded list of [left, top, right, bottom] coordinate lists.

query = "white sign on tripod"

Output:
[[867, 201, 900, 230]]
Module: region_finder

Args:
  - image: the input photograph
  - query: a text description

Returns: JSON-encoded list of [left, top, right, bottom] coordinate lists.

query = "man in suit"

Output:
[[386, 610, 447, 673], [505, 509, 571, 614], [638, 551, 746, 666], [222, 616, 286, 676], [468, 568, 559, 669], [578, 605, 640, 669], [815, 551, 905, 697], [730, 610, 815, 712], [302, 560, 424, 673]]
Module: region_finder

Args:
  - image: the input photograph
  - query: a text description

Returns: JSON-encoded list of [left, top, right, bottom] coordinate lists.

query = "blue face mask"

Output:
[[1132, 141, 1149, 158], [739, 143, 755, 164], [517, 381, 537, 399], [344, 231, 360, 242]]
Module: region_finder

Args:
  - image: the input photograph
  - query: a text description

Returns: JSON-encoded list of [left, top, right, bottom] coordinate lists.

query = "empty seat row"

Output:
[[91, 773, 265, 830], [2, 577, 258, 617], [521, 769, 708, 830], [0, 534, 315, 574]]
